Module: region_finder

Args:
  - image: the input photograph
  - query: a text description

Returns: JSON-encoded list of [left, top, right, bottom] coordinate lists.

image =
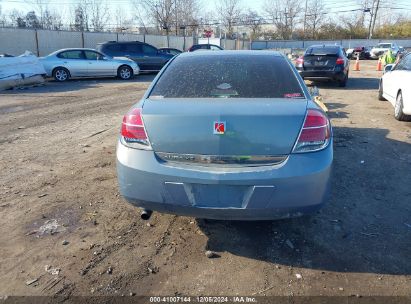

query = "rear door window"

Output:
[[57, 50, 85, 59], [142, 44, 157, 55], [149, 55, 304, 99], [84, 50, 103, 60], [125, 43, 142, 54]]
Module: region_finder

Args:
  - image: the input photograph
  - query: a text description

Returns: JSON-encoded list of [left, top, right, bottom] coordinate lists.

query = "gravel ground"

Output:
[[0, 61, 410, 298]]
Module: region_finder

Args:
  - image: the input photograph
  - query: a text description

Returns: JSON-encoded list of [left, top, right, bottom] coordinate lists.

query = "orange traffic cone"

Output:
[[376, 58, 382, 71], [354, 56, 360, 71]]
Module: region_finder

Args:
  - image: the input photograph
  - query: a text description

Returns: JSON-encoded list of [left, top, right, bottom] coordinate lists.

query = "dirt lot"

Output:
[[0, 61, 410, 298]]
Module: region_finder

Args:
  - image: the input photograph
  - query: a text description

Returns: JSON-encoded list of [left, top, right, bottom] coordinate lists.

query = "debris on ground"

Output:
[[26, 278, 38, 286], [205, 250, 218, 258], [106, 267, 113, 275], [45, 265, 61, 275], [62, 240, 69, 245], [295, 273, 302, 279]]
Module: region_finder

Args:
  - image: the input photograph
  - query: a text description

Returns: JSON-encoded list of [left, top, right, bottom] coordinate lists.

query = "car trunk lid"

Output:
[[142, 98, 307, 157], [303, 54, 339, 71]]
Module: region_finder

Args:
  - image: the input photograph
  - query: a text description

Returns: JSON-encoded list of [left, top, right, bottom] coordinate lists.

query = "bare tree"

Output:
[[263, 0, 301, 39], [41, 9, 63, 30], [89, 0, 110, 31], [136, 0, 176, 34], [305, 0, 325, 39], [215, 0, 243, 37], [72, 1, 90, 31], [9, 9, 26, 27], [174, 0, 200, 35], [244, 10, 263, 39]]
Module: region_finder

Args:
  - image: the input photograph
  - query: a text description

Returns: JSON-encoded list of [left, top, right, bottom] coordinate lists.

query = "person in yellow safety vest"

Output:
[[381, 49, 396, 65]]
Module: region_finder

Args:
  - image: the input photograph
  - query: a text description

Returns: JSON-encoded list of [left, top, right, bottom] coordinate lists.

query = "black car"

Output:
[[348, 46, 371, 60], [96, 41, 174, 72], [158, 48, 182, 56], [188, 44, 223, 52], [295, 45, 349, 87]]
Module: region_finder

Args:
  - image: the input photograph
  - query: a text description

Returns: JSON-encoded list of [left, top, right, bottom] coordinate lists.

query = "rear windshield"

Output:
[[149, 55, 304, 99], [305, 47, 339, 56]]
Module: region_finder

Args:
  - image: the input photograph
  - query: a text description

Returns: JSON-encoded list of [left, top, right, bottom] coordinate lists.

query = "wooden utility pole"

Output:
[[303, 0, 308, 39], [370, 0, 381, 39]]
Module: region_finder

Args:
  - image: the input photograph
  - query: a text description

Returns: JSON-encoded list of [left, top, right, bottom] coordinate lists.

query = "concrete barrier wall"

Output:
[[38, 30, 82, 56], [0, 28, 37, 55], [252, 38, 411, 50], [0, 27, 246, 56]]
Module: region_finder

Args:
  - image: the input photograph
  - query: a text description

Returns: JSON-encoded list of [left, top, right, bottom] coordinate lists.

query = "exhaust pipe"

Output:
[[140, 209, 152, 220]]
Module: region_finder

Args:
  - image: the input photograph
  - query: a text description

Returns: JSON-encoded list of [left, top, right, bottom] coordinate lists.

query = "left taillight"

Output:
[[292, 109, 331, 153], [336, 57, 344, 65], [120, 108, 152, 150]]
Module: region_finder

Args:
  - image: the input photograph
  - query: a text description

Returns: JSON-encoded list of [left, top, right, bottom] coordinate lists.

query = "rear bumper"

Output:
[[116, 141, 333, 220], [297, 69, 346, 81]]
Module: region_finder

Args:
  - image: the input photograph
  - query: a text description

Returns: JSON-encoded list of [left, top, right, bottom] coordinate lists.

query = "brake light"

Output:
[[293, 109, 331, 153], [120, 108, 151, 149], [296, 56, 304, 66], [336, 57, 344, 65]]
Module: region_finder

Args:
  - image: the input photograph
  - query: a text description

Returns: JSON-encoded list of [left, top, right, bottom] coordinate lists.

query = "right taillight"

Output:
[[293, 109, 331, 153], [120, 107, 152, 149]]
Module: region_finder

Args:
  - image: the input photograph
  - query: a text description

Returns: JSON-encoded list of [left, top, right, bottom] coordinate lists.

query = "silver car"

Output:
[[117, 51, 333, 221], [40, 48, 140, 81]]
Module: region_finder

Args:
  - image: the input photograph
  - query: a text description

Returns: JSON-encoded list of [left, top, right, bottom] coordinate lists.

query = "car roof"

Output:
[[98, 41, 145, 45], [54, 48, 98, 52], [307, 44, 341, 48], [179, 50, 283, 58], [49, 48, 100, 55]]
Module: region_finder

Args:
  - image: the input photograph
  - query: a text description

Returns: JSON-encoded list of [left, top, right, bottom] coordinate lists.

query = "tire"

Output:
[[338, 74, 348, 87], [394, 91, 411, 121], [117, 65, 133, 80], [378, 80, 386, 101], [53, 67, 70, 82]]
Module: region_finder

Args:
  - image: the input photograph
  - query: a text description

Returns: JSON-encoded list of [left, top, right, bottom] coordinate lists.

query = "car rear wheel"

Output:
[[338, 74, 348, 87], [378, 80, 386, 101], [394, 91, 410, 121], [118, 65, 133, 80], [53, 67, 69, 82]]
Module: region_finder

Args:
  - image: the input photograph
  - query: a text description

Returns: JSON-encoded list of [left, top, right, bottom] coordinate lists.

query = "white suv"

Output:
[[370, 43, 400, 59]]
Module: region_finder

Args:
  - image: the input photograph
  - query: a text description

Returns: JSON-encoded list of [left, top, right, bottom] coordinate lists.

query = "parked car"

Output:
[[188, 44, 223, 52], [96, 41, 174, 72], [116, 51, 333, 221], [295, 44, 350, 87], [370, 43, 400, 59], [378, 52, 411, 121], [347, 46, 371, 59], [158, 48, 182, 56], [40, 48, 139, 82]]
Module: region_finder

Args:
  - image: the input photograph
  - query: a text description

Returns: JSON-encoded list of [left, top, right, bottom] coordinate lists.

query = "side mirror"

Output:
[[384, 64, 394, 74]]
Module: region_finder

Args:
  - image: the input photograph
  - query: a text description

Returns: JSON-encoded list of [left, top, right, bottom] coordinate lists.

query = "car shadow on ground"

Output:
[[306, 77, 379, 91], [0, 74, 157, 94], [197, 126, 411, 275], [324, 103, 350, 119]]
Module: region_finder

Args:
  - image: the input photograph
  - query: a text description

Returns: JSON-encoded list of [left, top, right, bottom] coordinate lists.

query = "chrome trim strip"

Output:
[[155, 152, 288, 167]]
